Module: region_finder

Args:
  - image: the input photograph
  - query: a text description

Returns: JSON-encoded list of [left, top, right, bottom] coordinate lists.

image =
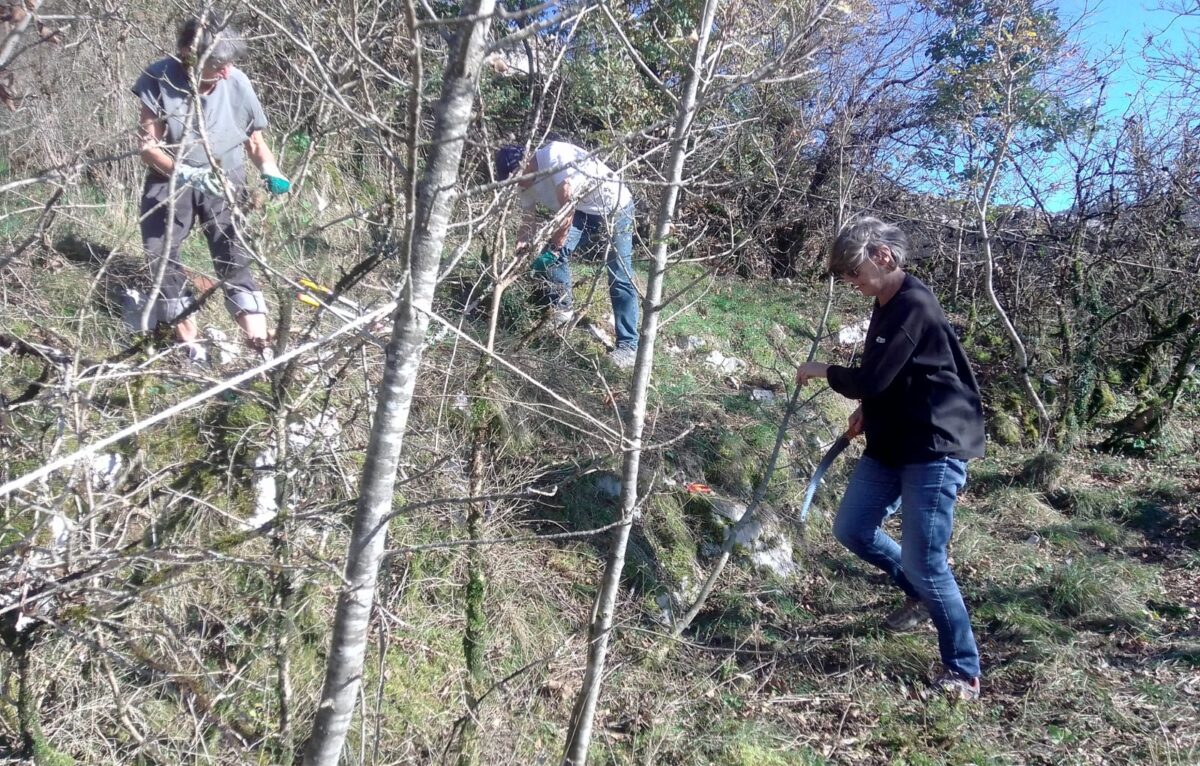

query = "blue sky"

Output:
[[1056, 0, 1197, 117], [1005, 1, 1199, 209]]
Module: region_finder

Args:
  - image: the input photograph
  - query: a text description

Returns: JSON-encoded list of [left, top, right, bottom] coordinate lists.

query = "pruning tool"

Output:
[[295, 277, 390, 349], [797, 432, 852, 531], [296, 278, 360, 320]]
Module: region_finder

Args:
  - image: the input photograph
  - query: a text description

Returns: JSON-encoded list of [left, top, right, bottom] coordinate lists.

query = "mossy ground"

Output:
[[2, 212, 1198, 765]]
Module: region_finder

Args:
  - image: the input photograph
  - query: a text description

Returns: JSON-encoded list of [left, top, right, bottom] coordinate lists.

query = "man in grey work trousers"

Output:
[[132, 10, 291, 364]]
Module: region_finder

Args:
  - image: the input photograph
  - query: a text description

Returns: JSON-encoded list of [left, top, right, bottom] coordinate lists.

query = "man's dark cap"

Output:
[[495, 144, 526, 181]]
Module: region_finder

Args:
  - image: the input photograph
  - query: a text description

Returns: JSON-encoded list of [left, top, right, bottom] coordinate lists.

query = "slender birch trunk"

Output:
[[559, 2, 720, 763], [951, 198, 969, 307], [671, 278, 835, 637], [0, 0, 44, 70], [456, 369, 491, 766], [975, 124, 1050, 439], [271, 392, 296, 754], [302, 2, 496, 763], [454, 241, 525, 764]]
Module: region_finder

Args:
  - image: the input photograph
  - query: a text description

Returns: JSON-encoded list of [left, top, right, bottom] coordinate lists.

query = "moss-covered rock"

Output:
[[642, 493, 699, 592], [990, 412, 1023, 446], [708, 430, 760, 494], [1017, 450, 1066, 492], [683, 493, 739, 548], [210, 385, 274, 461], [1087, 380, 1118, 420], [553, 473, 698, 598], [224, 397, 272, 432]]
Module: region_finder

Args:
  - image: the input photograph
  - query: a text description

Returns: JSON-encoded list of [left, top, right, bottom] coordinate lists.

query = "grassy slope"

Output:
[[509, 262, 1200, 766], [1, 224, 1198, 765]]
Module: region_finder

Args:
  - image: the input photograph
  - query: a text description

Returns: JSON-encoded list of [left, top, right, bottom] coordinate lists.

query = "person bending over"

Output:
[[496, 141, 639, 369]]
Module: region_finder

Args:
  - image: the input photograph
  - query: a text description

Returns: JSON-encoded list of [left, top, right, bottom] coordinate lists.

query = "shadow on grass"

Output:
[[804, 548, 884, 583], [1047, 483, 1198, 548], [1150, 642, 1200, 668], [52, 233, 150, 320]]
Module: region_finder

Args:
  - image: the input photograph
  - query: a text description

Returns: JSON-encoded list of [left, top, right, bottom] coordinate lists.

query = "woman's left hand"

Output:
[[795, 361, 829, 385]]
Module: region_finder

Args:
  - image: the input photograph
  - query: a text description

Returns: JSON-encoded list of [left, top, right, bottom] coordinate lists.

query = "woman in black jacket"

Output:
[[796, 217, 985, 701]]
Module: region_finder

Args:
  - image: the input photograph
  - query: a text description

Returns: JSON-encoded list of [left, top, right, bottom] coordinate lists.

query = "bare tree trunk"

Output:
[[559, 2, 720, 763], [975, 127, 1050, 440], [951, 198, 969, 306], [0, 0, 44, 70], [455, 264, 518, 765], [672, 278, 835, 637], [302, 2, 496, 763], [1102, 322, 1200, 451], [8, 632, 44, 760], [978, 215, 1048, 436], [271, 402, 296, 755], [456, 368, 491, 766]]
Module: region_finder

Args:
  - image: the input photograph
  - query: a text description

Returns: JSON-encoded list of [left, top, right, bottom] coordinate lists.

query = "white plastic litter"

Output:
[[204, 327, 242, 366], [244, 449, 278, 529], [119, 288, 154, 333], [287, 413, 341, 451]]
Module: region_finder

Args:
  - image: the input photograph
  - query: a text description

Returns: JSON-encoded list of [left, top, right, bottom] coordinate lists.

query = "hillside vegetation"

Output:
[[1, 1, 1198, 765]]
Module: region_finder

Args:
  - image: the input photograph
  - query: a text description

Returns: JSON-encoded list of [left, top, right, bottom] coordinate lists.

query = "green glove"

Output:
[[531, 250, 556, 273], [261, 161, 291, 195], [264, 175, 291, 195]]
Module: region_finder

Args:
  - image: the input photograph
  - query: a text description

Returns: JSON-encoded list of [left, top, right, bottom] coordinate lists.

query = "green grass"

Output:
[[984, 597, 1071, 644], [5, 196, 1200, 766], [1044, 520, 1125, 551], [1015, 450, 1066, 491], [975, 486, 1066, 531], [1046, 554, 1157, 625], [660, 266, 819, 371], [721, 739, 824, 766]]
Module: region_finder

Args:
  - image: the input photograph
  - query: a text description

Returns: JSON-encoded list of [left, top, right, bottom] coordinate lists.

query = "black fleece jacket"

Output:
[[827, 274, 985, 466]]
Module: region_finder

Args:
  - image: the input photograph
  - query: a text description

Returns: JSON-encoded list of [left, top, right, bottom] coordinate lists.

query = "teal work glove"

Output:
[[531, 250, 556, 274], [260, 161, 291, 195]]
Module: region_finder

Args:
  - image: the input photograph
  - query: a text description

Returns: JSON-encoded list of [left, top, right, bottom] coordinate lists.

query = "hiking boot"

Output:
[[934, 671, 980, 701], [608, 345, 636, 369], [180, 341, 209, 368], [884, 597, 930, 632]]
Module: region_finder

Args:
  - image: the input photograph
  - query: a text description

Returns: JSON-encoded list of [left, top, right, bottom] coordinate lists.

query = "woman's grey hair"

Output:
[[829, 216, 909, 275], [177, 11, 247, 64]]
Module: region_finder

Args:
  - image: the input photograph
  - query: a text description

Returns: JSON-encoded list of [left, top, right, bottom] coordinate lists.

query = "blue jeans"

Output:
[[833, 455, 981, 680], [542, 204, 639, 350]]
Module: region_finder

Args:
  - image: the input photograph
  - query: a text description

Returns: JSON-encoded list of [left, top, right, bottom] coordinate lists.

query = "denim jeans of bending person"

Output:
[[833, 455, 981, 680], [541, 204, 639, 350]]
